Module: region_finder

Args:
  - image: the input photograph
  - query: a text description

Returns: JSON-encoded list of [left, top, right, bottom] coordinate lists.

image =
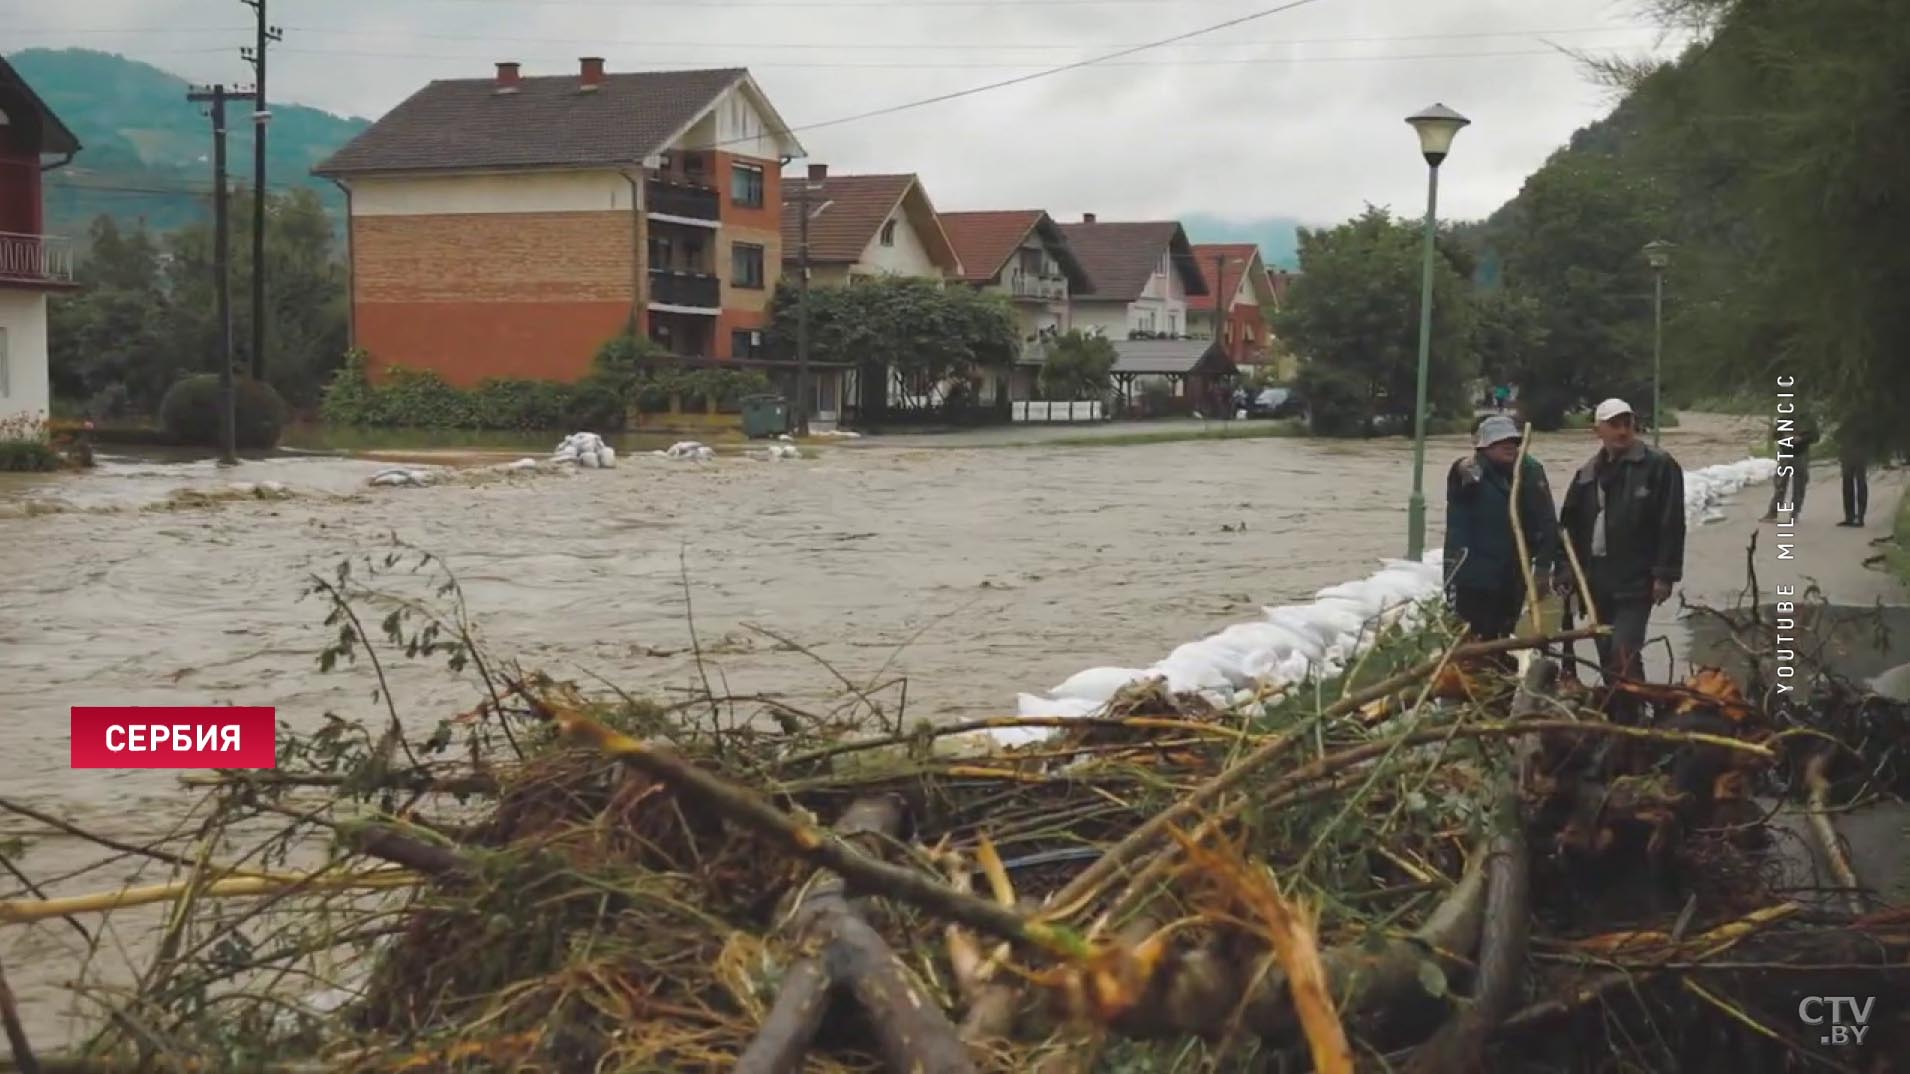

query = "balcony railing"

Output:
[[648, 269, 721, 310], [0, 232, 75, 284], [1005, 271, 1066, 302], [646, 179, 720, 222]]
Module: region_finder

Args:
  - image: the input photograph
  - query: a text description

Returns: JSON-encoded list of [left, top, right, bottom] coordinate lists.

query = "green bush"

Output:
[[1295, 363, 1373, 437], [317, 340, 774, 430], [159, 374, 289, 449], [0, 439, 61, 472]]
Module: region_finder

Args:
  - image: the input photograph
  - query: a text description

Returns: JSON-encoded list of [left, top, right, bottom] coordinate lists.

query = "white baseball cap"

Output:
[[1594, 398, 1634, 423]]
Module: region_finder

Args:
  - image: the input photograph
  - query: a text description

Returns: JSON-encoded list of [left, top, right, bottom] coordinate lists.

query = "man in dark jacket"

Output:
[[1443, 415, 1559, 642], [1553, 398, 1686, 723]]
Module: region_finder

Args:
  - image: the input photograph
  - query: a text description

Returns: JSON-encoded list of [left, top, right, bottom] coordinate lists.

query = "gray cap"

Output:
[[1475, 414, 1522, 448]]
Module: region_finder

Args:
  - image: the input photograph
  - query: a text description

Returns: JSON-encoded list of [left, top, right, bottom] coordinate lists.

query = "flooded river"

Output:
[[0, 415, 1771, 1044]]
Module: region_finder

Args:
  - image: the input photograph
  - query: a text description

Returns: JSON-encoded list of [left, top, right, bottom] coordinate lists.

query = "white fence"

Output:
[[1011, 400, 1104, 423]]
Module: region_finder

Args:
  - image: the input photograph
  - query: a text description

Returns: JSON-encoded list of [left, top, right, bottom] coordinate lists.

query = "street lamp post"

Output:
[[1404, 103, 1470, 562], [1643, 239, 1672, 448]]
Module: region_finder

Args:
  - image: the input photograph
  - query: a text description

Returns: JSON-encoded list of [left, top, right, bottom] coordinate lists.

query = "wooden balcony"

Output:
[[0, 232, 75, 286], [646, 179, 720, 222]]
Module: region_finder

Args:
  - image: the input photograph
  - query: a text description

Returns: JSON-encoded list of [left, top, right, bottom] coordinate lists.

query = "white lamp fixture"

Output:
[[1406, 103, 1470, 167], [1644, 238, 1673, 270]]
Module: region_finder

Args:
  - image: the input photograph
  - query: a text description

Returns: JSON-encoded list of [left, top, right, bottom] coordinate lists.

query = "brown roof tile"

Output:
[[1186, 243, 1263, 311], [941, 210, 1093, 290], [1057, 220, 1206, 302], [779, 173, 959, 274], [315, 67, 748, 175]]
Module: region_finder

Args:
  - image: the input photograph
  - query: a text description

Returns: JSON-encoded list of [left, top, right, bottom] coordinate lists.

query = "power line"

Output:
[[269, 44, 1637, 69], [268, 22, 1659, 51]]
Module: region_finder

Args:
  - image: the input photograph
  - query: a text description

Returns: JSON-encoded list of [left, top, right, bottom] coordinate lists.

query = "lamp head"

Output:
[[1406, 103, 1469, 167], [1644, 239, 1674, 270]]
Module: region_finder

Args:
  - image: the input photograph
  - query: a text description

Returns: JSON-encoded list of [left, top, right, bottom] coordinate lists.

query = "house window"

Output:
[[732, 329, 764, 359], [730, 163, 764, 208], [648, 234, 674, 270], [732, 242, 766, 288], [880, 219, 897, 247]]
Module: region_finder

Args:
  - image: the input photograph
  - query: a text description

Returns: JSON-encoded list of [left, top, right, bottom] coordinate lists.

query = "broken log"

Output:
[[736, 796, 975, 1074]]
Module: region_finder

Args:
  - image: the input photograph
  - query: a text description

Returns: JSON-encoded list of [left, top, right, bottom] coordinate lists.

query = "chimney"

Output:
[[807, 163, 828, 181], [1082, 212, 1097, 224], [580, 57, 605, 89], [494, 62, 521, 92]]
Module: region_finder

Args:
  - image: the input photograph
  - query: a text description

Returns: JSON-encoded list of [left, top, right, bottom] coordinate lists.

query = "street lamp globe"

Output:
[[1406, 103, 1470, 166], [1644, 238, 1673, 270]]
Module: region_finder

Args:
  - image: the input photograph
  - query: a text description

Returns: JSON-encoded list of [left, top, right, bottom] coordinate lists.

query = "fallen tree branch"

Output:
[[737, 795, 975, 1074], [0, 953, 37, 1074], [1804, 753, 1867, 917], [0, 871, 418, 925], [1044, 628, 1606, 921]]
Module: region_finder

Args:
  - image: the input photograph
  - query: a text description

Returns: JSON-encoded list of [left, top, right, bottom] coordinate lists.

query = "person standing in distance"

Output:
[[1553, 398, 1686, 723], [1443, 415, 1559, 644]]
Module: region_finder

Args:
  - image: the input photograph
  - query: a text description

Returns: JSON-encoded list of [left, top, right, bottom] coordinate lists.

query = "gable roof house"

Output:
[[940, 210, 1090, 344], [315, 61, 804, 386], [1057, 216, 1207, 341], [0, 55, 81, 433], [779, 167, 961, 286], [1186, 242, 1279, 371]]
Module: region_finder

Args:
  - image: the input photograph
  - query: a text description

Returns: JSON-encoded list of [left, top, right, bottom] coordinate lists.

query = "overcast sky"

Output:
[[7, 0, 1689, 226]]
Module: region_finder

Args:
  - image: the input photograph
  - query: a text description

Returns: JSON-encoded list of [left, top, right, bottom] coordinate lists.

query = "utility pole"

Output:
[[795, 173, 812, 437], [240, 0, 282, 383], [188, 83, 254, 466]]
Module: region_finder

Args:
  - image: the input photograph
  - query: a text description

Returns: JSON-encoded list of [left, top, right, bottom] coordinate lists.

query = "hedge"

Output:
[[320, 344, 774, 431]]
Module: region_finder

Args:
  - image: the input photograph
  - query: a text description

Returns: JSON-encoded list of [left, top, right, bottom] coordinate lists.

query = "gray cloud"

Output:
[[11, 0, 1686, 226]]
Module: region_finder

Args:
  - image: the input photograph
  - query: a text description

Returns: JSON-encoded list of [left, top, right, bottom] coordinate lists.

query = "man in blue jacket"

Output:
[[1443, 415, 1560, 643]]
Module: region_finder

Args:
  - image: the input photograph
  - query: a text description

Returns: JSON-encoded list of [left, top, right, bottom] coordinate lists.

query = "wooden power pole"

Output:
[[795, 174, 812, 437], [187, 83, 256, 465], [240, 0, 282, 383]]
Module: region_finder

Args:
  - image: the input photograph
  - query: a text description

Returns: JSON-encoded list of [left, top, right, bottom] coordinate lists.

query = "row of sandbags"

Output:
[[999, 456, 1781, 746]]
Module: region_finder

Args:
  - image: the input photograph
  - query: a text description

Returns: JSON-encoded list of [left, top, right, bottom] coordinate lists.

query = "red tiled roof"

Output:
[[316, 67, 754, 175], [1057, 220, 1206, 302], [779, 173, 959, 273], [1186, 243, 1263, 311], [939, 210, 1043, 283], [939, 210, 1093, 290]]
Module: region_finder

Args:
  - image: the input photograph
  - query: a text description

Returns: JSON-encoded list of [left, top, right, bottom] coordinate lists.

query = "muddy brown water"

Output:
[[0, 415, 1779, 1047]]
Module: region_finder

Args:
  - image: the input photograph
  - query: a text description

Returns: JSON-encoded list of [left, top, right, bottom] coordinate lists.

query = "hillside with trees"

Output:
[[7, 48, 367, 238]]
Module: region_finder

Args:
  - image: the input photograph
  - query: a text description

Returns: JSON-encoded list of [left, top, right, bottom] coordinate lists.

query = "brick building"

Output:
[[315, 61, 804, 386], [0, 56, 81, 430], [1186, 242, 1279, 374]]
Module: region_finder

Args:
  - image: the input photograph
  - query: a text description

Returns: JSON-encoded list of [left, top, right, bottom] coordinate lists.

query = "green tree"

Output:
[[1274, 207, 1478, 432], [1038, 331, 1116, 400], [768, 276, 1020, 413], [1490, 152, 1668, 428]]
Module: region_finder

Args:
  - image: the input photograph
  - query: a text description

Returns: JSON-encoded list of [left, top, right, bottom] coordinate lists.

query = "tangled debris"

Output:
[[2, 544, 1906, 1074]]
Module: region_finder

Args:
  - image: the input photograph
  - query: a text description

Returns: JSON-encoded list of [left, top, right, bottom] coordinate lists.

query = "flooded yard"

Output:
[[0, 412, 1842, 1044]]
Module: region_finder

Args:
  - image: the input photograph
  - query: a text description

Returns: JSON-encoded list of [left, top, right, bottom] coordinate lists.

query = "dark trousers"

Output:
[[1842, 461, 1869, 523], [1766, 463, 1809, 519], [1453, 586, 1525, 643], [1588, 587, 1652, 724]]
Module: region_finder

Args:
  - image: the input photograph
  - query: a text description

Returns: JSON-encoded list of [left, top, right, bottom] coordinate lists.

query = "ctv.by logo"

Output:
[[1798, 996, 1873, 1046]]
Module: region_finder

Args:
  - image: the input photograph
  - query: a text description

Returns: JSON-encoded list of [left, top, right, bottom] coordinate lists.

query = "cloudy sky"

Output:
[[8, 0, 1689, 226]]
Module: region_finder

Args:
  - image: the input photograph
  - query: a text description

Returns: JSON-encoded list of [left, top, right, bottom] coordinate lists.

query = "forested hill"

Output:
[[6, 48, 369, 239]]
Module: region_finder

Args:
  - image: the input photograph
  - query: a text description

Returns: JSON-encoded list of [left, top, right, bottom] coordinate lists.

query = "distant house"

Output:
[[0, 56, 80, 432], [1267, 267, 1297, 309], [1058, 215, 1208, 340], [314, 60, 804, 386], [939, 209, 1092, 402], [1186, 243, 1279, 374], [779, 167, 961, 286]]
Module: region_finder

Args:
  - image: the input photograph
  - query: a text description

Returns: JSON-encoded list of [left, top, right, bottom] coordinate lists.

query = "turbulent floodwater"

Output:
[[0, 416, 1765, 1045]]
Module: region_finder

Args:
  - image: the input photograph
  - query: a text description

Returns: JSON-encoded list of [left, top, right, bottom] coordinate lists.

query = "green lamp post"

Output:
[[1404, 103, 1470, 562], [1643, 239, 1673, 447]]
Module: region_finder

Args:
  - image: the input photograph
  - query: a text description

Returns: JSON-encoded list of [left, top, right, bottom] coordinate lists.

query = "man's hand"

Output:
[[1651, 578, 1674, 606], [1551, 570, 1574, 598]]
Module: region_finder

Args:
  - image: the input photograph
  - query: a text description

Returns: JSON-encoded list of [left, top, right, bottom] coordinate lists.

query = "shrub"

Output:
[[0, 412, 59, 471], [159, 374, 289, 449], [1295, 363, 1372, 437]]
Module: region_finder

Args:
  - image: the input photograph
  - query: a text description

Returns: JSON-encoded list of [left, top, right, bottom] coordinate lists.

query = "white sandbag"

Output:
[[578, 451, 602, 469], [1051, 667, 1155, 703], [599, 445, 616, 468]]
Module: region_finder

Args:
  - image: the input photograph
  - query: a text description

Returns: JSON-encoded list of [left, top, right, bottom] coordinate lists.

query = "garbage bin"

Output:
[[739, 393, 790, 439]]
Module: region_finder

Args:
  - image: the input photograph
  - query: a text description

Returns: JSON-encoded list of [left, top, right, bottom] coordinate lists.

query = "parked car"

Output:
[[1246, 386, 1305, 420]]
